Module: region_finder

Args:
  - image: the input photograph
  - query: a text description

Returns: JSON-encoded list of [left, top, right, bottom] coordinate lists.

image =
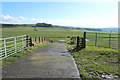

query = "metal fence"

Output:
[[86, 32, 119, 49], [0, 35, 29, 60]]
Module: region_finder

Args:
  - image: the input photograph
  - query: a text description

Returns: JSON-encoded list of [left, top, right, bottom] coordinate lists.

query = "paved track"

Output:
[[2, 44, 81, 79]]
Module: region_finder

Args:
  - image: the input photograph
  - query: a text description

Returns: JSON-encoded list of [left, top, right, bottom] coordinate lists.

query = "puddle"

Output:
[[47, 50, 71, 56], [58, 40, 65, 41]]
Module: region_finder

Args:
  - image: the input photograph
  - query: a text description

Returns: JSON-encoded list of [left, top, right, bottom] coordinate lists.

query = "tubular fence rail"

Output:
[[0, 35, 29, 60], [86, 32, 119, 49]]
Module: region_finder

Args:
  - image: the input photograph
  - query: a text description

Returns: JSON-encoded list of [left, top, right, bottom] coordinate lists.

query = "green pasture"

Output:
[[2, 26, 84, 37], [2, 26, 119, 49], [2, 26, 83, 43], [2, 26, 84, 43], [1, 26, 119, 79], [86, 32, 118, 49], [71, 46, 118, 79]]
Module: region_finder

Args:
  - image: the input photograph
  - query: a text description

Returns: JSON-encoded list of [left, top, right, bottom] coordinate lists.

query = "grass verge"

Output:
[[68, 45, 119, 80], [1, 43, 51, 67]]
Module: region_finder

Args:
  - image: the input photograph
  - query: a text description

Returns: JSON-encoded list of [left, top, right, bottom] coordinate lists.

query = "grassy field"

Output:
[[2, 26, 84, 37], [86, 32, 118, 49], [2, 26, 85, 43], [1, 26, 119, 79], [2, 26, 118, 49], [70, 46, 119, 79]]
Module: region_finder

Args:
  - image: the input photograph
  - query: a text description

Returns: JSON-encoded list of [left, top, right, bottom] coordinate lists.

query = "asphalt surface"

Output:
[[2, 44, 81, 79]]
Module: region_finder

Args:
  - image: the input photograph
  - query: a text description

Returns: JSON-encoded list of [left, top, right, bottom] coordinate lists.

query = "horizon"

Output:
[[1, 1, 118, 28], [1, 23, 119, 29]]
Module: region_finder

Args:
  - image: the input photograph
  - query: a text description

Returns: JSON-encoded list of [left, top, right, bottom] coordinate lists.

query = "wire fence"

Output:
[[0, 35, 29, 60], [86, 32, 119, 49]]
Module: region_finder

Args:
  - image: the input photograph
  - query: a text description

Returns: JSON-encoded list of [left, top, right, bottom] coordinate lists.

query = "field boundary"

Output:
[[31, 34, 86, 51], [86, 32, 119, 49], [0, 35, 29, 60]]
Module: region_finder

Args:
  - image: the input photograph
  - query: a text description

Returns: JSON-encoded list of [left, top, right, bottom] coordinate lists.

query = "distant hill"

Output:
[[52, 25, 102, 31], [1, 23, 118, 33], [53, 25, 118, 32], [100, 28, 118, 32]]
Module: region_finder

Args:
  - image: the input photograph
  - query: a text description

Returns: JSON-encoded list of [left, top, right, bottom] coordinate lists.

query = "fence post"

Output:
[[4, 38, 7, 57], [41, 37, 43, 43], [109, 34, 111, 48], [95, 33, 97, 46], [35, 37, 37, 42], [83, 32, 86, 48], [43, 37, 45, 43], [29, 37, 33, 47], [14, 37, 17, 53], [76, 36, 80, 50], [26, 35, 29, 47], [39, 37, 40, 43], [44, 37, 45, 42]]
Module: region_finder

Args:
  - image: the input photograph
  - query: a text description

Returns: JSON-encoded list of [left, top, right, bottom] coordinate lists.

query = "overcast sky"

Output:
[[1, 0, 118, 28]]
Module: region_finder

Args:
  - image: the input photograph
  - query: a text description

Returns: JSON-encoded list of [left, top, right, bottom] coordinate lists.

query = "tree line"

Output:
[[2, 24, 34, 27], [34, 23, 52, 27]]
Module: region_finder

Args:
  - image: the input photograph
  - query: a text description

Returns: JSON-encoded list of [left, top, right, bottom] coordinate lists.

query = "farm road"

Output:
[[2, 44, 81, 79]]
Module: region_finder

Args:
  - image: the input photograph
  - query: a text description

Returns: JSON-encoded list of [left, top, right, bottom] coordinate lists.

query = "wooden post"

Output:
[[83, 32, 86, 48], [39, 37, 40, 43], [43, 37, 45, 42], [109, 34, 111, 48], [42, 37, 44, 43], [29, 37, 32, 47], [35, 37, 37, 42], [44, 37, 45, 42], [4, 38, 7, 57], [26, 35, 29, 47], [95, 33, 97, 46], [41, 37, 43, 43], [76, 36, 80, 49]]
